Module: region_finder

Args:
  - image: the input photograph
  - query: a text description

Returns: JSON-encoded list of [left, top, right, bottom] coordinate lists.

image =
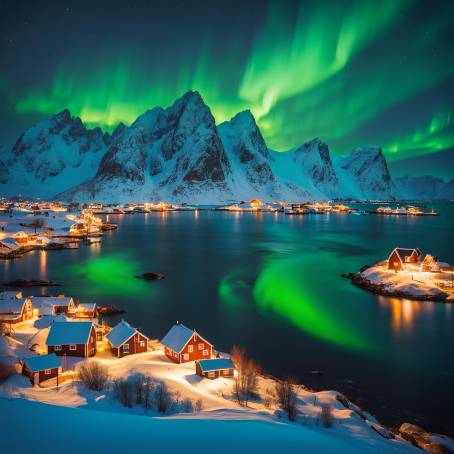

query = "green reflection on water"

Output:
[[252, 254, 376, 353], [66, 253, 149, 298], [219, 271, 250, 312]]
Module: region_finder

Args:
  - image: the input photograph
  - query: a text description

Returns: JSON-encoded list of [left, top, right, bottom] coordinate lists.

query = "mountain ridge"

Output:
[[1, 91, 452, 202]]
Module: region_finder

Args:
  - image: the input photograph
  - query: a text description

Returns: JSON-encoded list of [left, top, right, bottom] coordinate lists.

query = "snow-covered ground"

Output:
[[359, 265, 454, 301], [0, 319, 427, 453]]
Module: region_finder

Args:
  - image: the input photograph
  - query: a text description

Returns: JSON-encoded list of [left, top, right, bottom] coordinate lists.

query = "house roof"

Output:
[[197, 358, 234, 373], [106, 320, 147, 348], [391, 248, 421, 261], [161, 323, 211, 353], [46, 321, 94, 346], [31, 297, 73, 315], [0, 298, 28, 314], [24, 353, 61, 372], [0, 237, 18, 248], [78, 303, 96, 311]]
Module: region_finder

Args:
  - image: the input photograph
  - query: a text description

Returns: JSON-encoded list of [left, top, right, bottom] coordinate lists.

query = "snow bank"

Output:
[[0, 398, 417, 453]]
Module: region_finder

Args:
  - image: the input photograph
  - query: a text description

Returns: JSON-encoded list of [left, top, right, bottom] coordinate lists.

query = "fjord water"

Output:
[[2, 204, 453, 434]]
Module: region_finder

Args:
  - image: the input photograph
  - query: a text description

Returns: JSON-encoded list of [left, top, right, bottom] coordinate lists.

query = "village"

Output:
[[0, 287, 453, 453], [346, 247, 454, 302], [0, 197, 418, 260]]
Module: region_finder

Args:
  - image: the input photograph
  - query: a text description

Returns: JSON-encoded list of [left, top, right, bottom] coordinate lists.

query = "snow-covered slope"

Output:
[[334, 146, 394, 200], [394, 175, 454, 200], [1, 398, 417, 454], [0, 110, 110, 198]]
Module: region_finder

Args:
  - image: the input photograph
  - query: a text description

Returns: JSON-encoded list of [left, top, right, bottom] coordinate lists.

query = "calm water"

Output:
[[2, 204, 454, 434]]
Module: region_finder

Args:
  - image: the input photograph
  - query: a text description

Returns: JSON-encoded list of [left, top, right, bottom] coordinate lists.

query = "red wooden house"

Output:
[[387, 248, 421, 271], [22, 353, 62, 386], [46, 321, 96, 357], [196, 358, 235, 379], [161, 322, 213, 363], [106, 320, 149, 358], [0, 297, 34, 324]]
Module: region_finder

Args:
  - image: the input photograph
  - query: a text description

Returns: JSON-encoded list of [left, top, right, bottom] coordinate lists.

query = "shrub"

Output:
[[113, 378, 134, 407], [154, 382, 171, 413], [275, 378, 298, 421], [195, 398, 203, 412], [181, 398, 194, 413], [0, 360, 14, 382], [319, 403, 334, 428], [77, 360, 109, 391]]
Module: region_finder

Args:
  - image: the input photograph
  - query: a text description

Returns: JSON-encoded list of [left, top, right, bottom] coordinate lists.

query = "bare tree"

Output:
[[231, 345, 260, 407], [319, 403, 334, 428], [77, 360, 109, 391], [275, 377, 299, 421], [143, 376, 153, 410], [113, 378, 134, 407], [195, 398, 203, 412], [30, 218, 45, 233], [154, 382, 171, 413]]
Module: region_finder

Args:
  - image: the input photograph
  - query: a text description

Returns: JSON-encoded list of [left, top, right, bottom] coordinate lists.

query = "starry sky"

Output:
[[1, 0, 453, 179]]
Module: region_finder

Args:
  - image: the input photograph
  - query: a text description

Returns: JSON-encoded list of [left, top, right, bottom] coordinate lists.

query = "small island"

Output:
[[345, 247, 454, 302]]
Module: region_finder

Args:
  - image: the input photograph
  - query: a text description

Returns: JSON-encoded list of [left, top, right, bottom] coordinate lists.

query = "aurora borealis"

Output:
[[1, 0, 453, 178]]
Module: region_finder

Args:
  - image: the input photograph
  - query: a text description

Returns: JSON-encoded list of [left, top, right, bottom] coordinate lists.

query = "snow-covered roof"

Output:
[[46, 321, 93, 346], [0, 298, 28, 314], [161, 323, 211, 353], [78, 303, 96, 311], [32, 297, 74, 315], [24, 353, 61, 372], [0, 290, 23, 300], [197, 358, 234, 372], [106, 320, 147, 348], [0, 237, 18, 249], [390, 248, 421, 261]]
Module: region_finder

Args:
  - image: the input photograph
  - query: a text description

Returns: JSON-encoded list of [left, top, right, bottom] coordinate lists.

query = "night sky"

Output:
[[1, 0, 453, 179]]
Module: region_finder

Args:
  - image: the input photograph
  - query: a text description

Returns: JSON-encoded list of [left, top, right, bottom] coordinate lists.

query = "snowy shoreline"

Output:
[[344, 264, 454, 302]]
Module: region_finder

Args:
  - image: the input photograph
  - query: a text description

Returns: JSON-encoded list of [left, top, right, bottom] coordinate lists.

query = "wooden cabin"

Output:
[[420, 254, 438, 272], [196, 358, 235, 379], [23, 353, 61, 386], [75, 303, 97, 318], [0, 298, 34, 324], [105, 320, 149, 358], [46, 322, 96, 357], [387, 248, 421, 271], [12, 231, 29, 244], [161, 322, 213, 364], [31, 296, 76, 316]]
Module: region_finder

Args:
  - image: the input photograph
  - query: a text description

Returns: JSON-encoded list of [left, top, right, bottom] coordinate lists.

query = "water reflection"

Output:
[[39, 250, 47, 278], [379, 296, 436, 333]]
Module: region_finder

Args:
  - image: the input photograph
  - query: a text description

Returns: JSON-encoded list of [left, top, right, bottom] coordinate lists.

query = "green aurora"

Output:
[[2, 0, 454, 171]]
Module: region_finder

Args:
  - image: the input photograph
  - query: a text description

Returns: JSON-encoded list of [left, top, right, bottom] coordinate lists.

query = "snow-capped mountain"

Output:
[[0, 109, 110, 198], [334, 146, 394, 200], [60, 91, 232, 203], [0, 91, 450, 202], [394, 175, 454, 200]]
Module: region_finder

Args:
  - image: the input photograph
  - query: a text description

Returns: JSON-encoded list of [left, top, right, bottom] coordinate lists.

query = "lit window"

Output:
[[183, 354, 189, 361], [198, 343, 204, 350], [123, 344, 130, 352], [69, 345, 77, 351], [140, 341, 145, 347], [45, 369, 51, 375], [54, 345, 62, 351], [203, 350, 209, 356], [188, 345, 193, 353]]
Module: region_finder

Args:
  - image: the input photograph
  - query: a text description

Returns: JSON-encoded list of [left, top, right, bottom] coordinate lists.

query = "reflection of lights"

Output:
[[39, 250, 47, 277], [379, 296, 435, 333]]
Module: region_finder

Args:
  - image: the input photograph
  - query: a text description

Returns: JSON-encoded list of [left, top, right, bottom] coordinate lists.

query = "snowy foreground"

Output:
[[0, 321, 426, 454], [0, 397, 419, 454], [359, 265, 454, 302]]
